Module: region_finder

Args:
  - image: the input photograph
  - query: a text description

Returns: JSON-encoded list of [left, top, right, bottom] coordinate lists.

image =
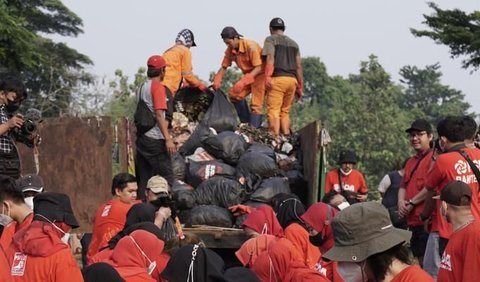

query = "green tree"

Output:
[[399, 63, 471, 125], [411, 2, 480, 71]]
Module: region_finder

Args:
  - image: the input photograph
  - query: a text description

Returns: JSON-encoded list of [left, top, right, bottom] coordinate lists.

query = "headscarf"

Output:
[[283, 223, 321, 269], [124, 203, 156, 228], [161, 244, 227, 282], [300, 202, 337, 252], [224, 267, 260, 282], [106, 222, 164, 250], [82, 262, 125, 282], [235, 234, 278, 267], [271, 193, 306, 229], [12, 220, 68, 257], [107, 230, 164, 279], [242, 205, 283, 237], [175, 29, 196, 47]]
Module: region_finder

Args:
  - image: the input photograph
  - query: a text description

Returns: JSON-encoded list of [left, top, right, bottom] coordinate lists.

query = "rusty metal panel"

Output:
[[116, 118, 136, 173], [18, 117, 113, 233], [298, 121, 320, 206]]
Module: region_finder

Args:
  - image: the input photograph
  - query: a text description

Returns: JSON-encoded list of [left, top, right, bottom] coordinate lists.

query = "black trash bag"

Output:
[[233, 201, 267, 228], [203, 90, 238, 133], [161, 217, 178, 242], [250, 177, 291, 203], [171, 180, 194, 194], [172, 153, 187, 181], [178, 123, 214, 156], [183, 205, 234, 228], [202, 131, 247, 165], [236, 152, 278, 180], [174, 87, 214, 122], [174, 189, 196, 210], [246, 142, 276, 160], [285, 170, 308, 205], [187, 160, 236, 188], [194, 176, 245, 208]]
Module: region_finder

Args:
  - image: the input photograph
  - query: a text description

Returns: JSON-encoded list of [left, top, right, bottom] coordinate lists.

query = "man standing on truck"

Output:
[[212, 26, 265, 127], [163, 29, 207, 95], [324, 149, 368, 204], [262, 17, 303, 136]]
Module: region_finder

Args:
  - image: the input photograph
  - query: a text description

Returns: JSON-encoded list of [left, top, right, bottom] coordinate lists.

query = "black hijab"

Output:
[[106, 222, 164, 250], [82, 262, 125, 282], [161, 244, 227, 282], [124, 202, 156, 227], [224, 267, 260, 282], [270, 193, 306, 229]]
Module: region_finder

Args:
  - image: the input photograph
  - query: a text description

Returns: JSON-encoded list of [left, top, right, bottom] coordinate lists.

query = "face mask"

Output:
[[0, 203, 13, 226], [309, 233, 325, 247], [6, 100, 20, 113], [337, 261, 368, 282], [24, 197, 34, 210], [337, 201, 350, 210], [61, 233, 70, 244], [129, 236, 157, 275], [35, 213, 71, 244]]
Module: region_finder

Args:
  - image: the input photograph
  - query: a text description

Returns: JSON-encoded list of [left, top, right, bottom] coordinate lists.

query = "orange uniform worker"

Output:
[[213, 26, 265, 127], [324, 150, 368, 203], [87, 173, 140, 264], [163, 29, 206, 94], [7, 192, 83, 282], [262, 17, 303, 136]]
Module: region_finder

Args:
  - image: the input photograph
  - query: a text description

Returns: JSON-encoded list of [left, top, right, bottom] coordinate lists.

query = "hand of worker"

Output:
[[295, 79, 304, 99], [264, 63, 274, 92], [165, 138, 176, 156], [6, 115, 23, 130], [233, 73, 255, 94], [264, 77, 272, 91], [154, 207, 172, 228], [228, 204, 253, 216], [213, 72, 224, 91], [356, 193, 367, 201], [197, 83, 207, 92]]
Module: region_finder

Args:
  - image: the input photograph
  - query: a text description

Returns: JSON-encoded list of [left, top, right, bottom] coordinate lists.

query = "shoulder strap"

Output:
[[457, 149, 480, 185], [337, 169, 345, 192], [404, 151, 430, 186]]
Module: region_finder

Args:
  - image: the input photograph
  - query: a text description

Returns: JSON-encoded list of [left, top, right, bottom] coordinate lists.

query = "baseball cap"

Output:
[[323, 202, 411, 262], [221, 26, 243, 39], [433, 181, 472, 206], [147, 55, 167, 69], [338, 150, 357, 165], [176, 29, 197, 47], [33, 192, 79, 229], [147, 176, 169, 194], [269, 17, 285, 28], [16, 174, 44, 193], [405, 119, 432, 133]]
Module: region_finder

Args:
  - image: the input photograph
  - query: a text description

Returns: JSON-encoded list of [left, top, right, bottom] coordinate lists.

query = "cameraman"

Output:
[[0, 77, 27, 179]]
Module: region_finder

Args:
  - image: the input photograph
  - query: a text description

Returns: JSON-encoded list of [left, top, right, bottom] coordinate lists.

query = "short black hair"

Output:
[[437, 116, 469, 143], [322, 190, 339, 204], [111, 173, 136, 195], [462, 115, 477, 140], [0, 76, 27, 100], [0, 175, 24, 204], [367, 243, 412, 281], [147, 68, 164, 78], [270, 26, 285, 32]]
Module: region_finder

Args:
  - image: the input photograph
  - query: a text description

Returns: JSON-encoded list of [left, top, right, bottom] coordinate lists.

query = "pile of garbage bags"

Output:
[[171, 88, 306, 228]]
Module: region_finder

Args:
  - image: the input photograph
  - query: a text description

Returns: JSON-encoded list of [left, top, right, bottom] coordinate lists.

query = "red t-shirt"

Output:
[[438, 220, 480, 282], [324, 169, 368, 194], [151, 80, 167, 111], [425, 148, 480, 238], [402, 150, 434, 226], [390, 265, 434, 282]]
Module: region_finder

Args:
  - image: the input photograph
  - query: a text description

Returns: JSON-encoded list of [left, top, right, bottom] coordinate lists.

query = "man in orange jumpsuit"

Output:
[[262, 18, 303, 135], [7, 192, 83, 281], [163, 29, 206, 94], [212, 26, 265, 127], [86, 172, 139, 264]]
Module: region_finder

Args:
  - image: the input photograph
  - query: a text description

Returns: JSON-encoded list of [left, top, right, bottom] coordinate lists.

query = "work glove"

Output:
[[232, 73, 255, 94], [228, 204, 253, 217], [197, 83, 207, 92], [295, 78, 304, 99], [264, 63, 274, 91], [212, 72, 224, 91]]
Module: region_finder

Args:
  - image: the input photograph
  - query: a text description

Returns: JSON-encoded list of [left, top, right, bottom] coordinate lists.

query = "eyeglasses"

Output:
[[408, 131, 427, 138]]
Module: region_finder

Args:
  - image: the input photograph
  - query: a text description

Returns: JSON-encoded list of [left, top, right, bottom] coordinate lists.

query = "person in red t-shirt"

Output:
[[0, 176, 34, 251], [135, 55, 176, 199], [324, 150, 368, 203], [397, 119, 434, 266], [437, 181, 480, 282], [86, 172, 139, 265]]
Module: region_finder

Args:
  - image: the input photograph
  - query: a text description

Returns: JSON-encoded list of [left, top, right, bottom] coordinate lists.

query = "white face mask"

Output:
[[35, 213, 71, 244], [61, 233, 70, 244], [24, 197, 34, 210], [129, 236, 157, 275], [0, 203, 13, 226], [337, 201, 350, 210], [337, 261, 368, 282]]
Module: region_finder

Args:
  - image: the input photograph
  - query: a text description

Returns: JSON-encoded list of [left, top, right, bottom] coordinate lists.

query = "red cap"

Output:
[[147, 55, 167, 69]]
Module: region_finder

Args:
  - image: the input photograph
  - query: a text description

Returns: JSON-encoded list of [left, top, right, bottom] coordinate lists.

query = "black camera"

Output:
[[11, 108, 42, 148], [150, 193, 177, 218]]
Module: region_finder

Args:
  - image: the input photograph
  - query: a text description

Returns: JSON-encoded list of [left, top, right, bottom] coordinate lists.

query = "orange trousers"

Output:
[[229, 74, 265, 115], [266, 76, 297, 135]]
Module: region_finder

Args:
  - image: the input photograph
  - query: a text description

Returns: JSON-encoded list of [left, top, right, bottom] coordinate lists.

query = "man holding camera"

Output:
[[0, 77, 27, 179]]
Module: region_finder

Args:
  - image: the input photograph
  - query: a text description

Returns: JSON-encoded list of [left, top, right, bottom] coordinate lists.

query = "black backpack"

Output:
[[134, 83, 174, 136]]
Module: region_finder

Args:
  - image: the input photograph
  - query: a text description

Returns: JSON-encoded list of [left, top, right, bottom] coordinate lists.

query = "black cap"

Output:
[[16, 174, 44, 193], [221, 26, 243, 39], [338, 150, 357, 164], [405, 119, 432, 133], [269, 17, 285, 28], [33, 192, 79, 229], [438, 181, 472, 206]]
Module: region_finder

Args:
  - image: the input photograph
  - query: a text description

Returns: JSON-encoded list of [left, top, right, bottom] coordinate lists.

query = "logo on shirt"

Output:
[[454, 159, 480, 184], [101, 204, 112, 217], [454, 160, 468, 175], [11, 252, 27, 276], [333, 183, 355, 192], [313, 262, 327, 276], [439, 252, 452, 272]]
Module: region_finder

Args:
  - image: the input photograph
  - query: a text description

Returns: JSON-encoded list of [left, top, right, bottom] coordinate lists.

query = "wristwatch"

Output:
[[407, 199, 416, 207]]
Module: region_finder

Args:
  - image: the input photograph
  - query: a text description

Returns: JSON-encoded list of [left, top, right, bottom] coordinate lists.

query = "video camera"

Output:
[[11, 108, 42, 148], [150, 192, 177, 218]]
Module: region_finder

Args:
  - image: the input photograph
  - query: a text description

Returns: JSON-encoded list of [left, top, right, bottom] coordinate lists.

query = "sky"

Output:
[[58, 0, 480, 113]]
